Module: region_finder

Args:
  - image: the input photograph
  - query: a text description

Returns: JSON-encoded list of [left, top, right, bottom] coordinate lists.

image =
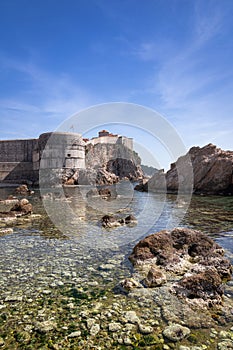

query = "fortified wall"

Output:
[[0, 130, 133, 184]]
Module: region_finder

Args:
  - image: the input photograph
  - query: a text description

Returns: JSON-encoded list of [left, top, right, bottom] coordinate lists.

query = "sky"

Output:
[[0, 0, 233, 168]]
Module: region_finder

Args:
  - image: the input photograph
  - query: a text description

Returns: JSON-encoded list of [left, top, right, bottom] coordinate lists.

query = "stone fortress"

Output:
[[0, 130, 134, 184]]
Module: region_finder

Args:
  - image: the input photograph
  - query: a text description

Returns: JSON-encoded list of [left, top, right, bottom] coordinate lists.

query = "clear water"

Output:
[[0, 185, 233, 348]]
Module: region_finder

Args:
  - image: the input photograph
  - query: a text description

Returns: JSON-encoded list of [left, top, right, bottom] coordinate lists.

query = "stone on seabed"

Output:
[[163, 323, 190, 341]]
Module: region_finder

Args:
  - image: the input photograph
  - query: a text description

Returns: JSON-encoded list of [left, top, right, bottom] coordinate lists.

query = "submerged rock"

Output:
[[15, 184, 33, 195], [143, 266, 167, 287], [101, 215, 121, 228], [101, 214, 137, 228], [129, 228, 232, 306], [11, 198, 33, 215], [163, 323, 190, 341]]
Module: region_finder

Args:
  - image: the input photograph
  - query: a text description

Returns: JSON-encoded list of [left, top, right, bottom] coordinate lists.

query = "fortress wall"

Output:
[[88, 136, 119, 146], [0, 162, 37, 183], [0, 139, 37, 162], [117, 137, 133, 150]]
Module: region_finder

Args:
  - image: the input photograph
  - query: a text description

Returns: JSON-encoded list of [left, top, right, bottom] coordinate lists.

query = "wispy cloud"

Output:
[[0, 55, 95, 138]]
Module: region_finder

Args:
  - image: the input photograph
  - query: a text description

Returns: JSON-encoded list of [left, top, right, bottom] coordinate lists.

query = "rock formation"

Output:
[[135, 144, 233, 195], [129, 228, 232, 305], [101, 214, 137, 228], [63, 143, 144, 186], [0, 197, 33, 216]]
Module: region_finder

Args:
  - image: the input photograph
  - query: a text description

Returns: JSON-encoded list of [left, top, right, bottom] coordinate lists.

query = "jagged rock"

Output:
[[173, 267, 223, 303], [129, 228, 232, 305], [134, 179, 148, 192], [95, 168, 119, 185], [106, 158, 143, 181], [119, 278, 142, 292], [11, 198, 33, 215], [125, 214, 137, 225], [143, 266, 167, 287], [101, 215, 121, 228], [139, 144, 233, 195], [65, 178, 75, 185], [101, 214, 138, 228], [15, 184, 30, 195]]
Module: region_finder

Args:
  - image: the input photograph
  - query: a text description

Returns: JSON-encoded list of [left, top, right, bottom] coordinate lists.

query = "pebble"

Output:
[[86, 318, 96, 329], [217, 340, 233, 350], [108, 322, 122, 332], [90, 324, 100, 336], [5, 295, 23, 302], [138, 323, 154, 334], [35, 320, 57, 333], [124, 310, 139, 324], [124, 337, 132, 345], [99, 264, 115, 271], [163, 345, 170, 350], [68, 331, 81, 338], [163, 323, 190, 342]]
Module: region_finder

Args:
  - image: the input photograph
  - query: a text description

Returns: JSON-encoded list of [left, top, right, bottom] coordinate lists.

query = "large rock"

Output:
[[129, 228, 232, 305], [101, 214, 137, 228], [85, 142, 144, 182], [137, 144, 233, 195], [11, 198, 33, 215]]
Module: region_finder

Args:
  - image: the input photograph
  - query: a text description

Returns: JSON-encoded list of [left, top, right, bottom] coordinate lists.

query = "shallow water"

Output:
[[0, 185, 233, 349]]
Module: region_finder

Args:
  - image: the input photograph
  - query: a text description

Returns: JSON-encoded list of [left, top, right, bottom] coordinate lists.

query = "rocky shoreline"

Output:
[[135, 144, 233, 195], [0, 230, 233, 349], [0, 185, 233, 349]]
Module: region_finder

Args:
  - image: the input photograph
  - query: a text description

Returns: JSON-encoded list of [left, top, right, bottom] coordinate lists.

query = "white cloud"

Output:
[[0, 56, 95, 138]]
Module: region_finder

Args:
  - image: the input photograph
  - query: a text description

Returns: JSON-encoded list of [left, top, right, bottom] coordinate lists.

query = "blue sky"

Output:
[[0, 0, 233, 167]]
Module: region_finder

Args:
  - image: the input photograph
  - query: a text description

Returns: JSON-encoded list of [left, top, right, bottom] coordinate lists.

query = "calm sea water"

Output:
[[0, 184, 233, 348], [0, 183, 233, 289]]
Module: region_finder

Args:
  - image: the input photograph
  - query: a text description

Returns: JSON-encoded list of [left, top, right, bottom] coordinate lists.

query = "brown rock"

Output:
[[98, 188, 111, 198], [174, 268, 223, 302], [101, 215, 121, 228], [129, 228, 232, 305], [15, 184, 30, 195], [65, 178, 75, 185], [144, 144, 233, 194], [11, 198, 33, 215], [143, 266, 167, 287]]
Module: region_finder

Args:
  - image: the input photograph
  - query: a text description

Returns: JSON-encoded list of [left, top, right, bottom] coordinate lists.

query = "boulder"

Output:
[[11, 198, 33, 215], [163, 323, 190, 342], [101, 214, 137, 229], [15, 184, 33, 195], [101, 215, 121, 228], [139, 144, 233, 195], [124, 214, 137, 225], [143, 266, 167, 287], [129, 228, 232, 305]]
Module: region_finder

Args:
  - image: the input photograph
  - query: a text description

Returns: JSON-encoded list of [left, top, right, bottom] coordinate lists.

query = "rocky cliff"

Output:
[[135, 144, 233, 195], [63, 143, 144, 186]]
